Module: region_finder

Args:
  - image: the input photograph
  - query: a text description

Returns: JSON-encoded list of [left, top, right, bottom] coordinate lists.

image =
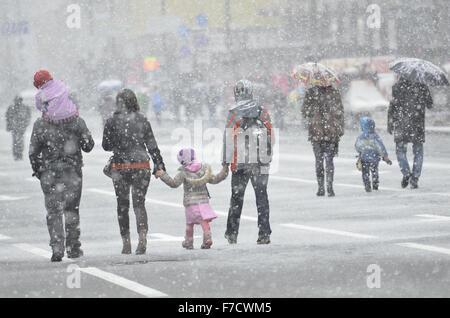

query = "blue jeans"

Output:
[[395, 142, 424, 182]]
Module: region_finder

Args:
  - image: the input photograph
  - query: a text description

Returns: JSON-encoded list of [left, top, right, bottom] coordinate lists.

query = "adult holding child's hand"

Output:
[[102, 88, 166, 255]]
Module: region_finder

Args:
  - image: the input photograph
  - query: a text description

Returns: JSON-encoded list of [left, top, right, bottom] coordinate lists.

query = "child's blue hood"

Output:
[[361, 117, 375, 134]]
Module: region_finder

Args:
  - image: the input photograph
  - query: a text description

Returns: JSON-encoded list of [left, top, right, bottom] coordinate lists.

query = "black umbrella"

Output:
[[389, 58, 449, 86]]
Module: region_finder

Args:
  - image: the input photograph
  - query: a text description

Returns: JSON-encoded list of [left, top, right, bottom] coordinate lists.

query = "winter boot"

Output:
[[224, 233, 237, 244], [135, 231, 147, 255], [257, 235, 271, 245], [316, 176, 325, 196], [201, 232, 213, 249], [182, 237, 194, 249], [372, 182, 379, 191], [66, 241, 83, 259], [121, 234, 132, 254], [364, 181, 372, 192], [326, 170, 335, 197], [401, 174, 410, 188], [410, 178, 419, 189], [51, 251, 64, 262]]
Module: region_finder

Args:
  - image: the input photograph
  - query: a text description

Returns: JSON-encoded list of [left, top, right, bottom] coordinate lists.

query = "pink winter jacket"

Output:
[[35, 80, 78, 120]]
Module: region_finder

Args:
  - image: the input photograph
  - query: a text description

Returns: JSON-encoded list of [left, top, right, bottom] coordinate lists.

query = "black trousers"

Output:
[[40, 167, 83, 253], [11, 130, 25, 160], [226, 166, 271, 238], [361, 162, 379, 186], [312, 141, 338, 185], [112, 168, 151, 236]]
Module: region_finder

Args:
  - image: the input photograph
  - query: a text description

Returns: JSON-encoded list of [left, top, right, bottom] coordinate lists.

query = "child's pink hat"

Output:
[[177, 148, 195, 165]]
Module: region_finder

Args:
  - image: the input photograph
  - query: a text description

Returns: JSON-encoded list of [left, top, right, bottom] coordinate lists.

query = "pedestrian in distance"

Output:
[[29, 70, 94, 262], [156, 148, 228, 249], [222, 79, 274, 245], [302, 82, 344, 197], [388, 76, 433, 189], [102, 88, 166, 255], [6, 95, 31, 160], [355, 117, 392, 192]]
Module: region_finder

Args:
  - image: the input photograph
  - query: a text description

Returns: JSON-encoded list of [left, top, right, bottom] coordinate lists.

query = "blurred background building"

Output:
[[0, 0, 448, 126]]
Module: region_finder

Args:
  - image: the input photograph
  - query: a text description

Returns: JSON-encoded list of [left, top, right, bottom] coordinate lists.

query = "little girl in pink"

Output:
[[158, 148, 228, 249]]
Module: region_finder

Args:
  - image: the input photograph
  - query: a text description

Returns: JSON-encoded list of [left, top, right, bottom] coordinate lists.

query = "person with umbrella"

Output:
[[296, 63, 344, 197], [97, 79, 123, 126], [388, 58, 449, 189]]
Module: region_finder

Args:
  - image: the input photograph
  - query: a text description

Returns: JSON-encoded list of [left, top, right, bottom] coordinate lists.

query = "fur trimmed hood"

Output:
[[184, 163, 212, 187]]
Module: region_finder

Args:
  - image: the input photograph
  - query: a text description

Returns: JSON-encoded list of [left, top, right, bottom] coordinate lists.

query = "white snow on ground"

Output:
[[0, 109, 450, 297]]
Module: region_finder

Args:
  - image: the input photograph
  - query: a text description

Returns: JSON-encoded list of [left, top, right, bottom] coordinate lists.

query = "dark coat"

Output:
[[102, 110, 165, 173], [6, 102, 31, 133], [302, 86, 345, 143], [387, 78, 433, 143], [29, 115, 94, 178]]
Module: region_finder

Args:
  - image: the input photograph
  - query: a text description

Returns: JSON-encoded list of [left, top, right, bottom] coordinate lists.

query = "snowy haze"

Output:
[[0, 0, 449, 298]]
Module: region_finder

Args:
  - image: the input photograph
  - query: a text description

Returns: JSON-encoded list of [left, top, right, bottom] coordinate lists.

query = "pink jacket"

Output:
[[35, 80, 78, 120]]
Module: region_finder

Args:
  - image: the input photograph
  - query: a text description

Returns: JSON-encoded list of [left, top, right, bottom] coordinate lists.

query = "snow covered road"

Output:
[[1, 111, 450, 297]]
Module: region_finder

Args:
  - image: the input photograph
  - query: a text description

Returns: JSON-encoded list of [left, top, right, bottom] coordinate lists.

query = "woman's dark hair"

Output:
[[116, 88, 140, 112]]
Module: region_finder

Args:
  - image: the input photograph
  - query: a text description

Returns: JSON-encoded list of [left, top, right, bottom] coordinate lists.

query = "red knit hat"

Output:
[[33, 70, 53, 88]]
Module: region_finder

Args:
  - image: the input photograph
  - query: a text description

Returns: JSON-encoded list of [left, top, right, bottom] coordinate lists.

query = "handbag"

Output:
[[356, 158, 363, 171], [103, 156, 113, 178]]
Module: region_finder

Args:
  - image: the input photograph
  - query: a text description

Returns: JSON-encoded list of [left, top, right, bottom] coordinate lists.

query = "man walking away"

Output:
[[222, 79, 274, 245], [6, 96, 31, 160], [29, 69, 94, 262], [388, 76, 433, 189]]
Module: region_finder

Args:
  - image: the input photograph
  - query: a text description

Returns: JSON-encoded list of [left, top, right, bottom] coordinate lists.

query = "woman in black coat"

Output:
[[102, 89, 165, 254]]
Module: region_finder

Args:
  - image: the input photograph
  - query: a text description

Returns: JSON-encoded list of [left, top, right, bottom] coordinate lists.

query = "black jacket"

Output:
[[102, 110, 165, 173], [29, 115, 94, 177], [6, 102, 31, 133], [388, 78, 433, 143]]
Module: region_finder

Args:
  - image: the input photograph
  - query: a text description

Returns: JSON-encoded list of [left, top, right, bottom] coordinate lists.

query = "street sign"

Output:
[[1, 21, 29, 36], [177, 24, 191, 39], [196, 13, 208, 27]]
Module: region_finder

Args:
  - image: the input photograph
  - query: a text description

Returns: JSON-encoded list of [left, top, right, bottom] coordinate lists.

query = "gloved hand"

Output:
[[383, 157, 392, 165], [32, 171, 41, 180]]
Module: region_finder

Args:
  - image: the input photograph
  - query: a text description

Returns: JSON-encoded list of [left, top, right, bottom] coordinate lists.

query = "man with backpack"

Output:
[[222, 79, 274, 245]]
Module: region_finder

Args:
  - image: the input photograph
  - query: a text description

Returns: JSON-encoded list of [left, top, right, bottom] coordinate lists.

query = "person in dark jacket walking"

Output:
[[388, 76, 433, 189], [6, 96, 31, 160], [222, 79, 274, 245], [29, 72, 94, 262], [102, 88, 166, 255], [302, 84, 344, 196]]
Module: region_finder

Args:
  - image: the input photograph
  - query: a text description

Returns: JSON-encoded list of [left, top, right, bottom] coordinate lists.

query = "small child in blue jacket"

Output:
[[355, 117, 392, 192]]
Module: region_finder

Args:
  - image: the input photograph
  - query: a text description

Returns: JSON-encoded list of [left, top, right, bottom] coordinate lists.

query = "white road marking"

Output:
[[13, 243, 73, 263], [396, 242, 450, 256], [278, 152, 450, 170], [0, 234, 12, 240], [281, 223, 378, 239], [271, 175, 450, 197], [12, 242, 168, 297], [88, 188, 258, 222], [416, 214, 450, 222], [150, 233, 201, 242], [79, 267, 168, 298], [271, 175, 401, 191], [0, 195, 29, 201]]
